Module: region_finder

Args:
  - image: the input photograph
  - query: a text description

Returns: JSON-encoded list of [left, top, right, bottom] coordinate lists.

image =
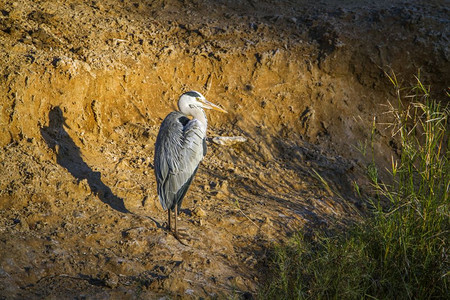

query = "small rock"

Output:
[[263, 217, 273, 226], [91, 1, 104, 11], [100, 271, 119, 288], [78, 178, 89, 191], [218, 180, 229, 193], [231, 276, 246, 290], [209, 181, 217, 189], [172, 254, 182, 261], [193, 207, 206, 218], [258, 172, 266, 181]]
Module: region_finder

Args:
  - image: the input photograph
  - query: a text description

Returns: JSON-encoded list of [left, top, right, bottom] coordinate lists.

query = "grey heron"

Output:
[[154, 91, 227, 242]]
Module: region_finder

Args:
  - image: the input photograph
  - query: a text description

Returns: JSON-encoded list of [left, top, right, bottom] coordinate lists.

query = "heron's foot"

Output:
[[175, 229, 200, 243], [175, 228, 190, 239], [177, 227, 188, 233], [173, 232, 189, 246]]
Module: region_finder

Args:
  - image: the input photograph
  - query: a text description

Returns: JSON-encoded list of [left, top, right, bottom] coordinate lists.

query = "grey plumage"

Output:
[[153, 91, 227, 241], [154, 112, 205, 211]]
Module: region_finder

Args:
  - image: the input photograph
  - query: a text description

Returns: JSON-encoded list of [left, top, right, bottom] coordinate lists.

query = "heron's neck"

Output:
[[189, 108, 208, 134]]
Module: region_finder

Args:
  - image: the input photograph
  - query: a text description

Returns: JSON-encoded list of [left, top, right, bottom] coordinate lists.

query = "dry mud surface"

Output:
[[0, 0, 448, 298]]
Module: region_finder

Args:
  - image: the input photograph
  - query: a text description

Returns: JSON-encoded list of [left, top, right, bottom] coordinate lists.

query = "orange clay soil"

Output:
[[0, 0, 448, 298]]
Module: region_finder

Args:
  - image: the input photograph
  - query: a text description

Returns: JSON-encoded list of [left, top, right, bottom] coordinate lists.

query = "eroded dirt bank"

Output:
[[0, 0, 448, 298]]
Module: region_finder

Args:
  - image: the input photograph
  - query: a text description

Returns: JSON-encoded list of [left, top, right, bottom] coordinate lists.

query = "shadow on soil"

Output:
[[228, 127, 363, 225], [40, 106, 129, 213]]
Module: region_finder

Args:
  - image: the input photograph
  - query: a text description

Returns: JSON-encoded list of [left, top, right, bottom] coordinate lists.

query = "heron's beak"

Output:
[[63, 120, 72, 130], [201, 99, 228, 113]]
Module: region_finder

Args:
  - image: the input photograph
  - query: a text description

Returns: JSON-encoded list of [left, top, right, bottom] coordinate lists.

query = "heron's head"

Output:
[[178, 91, 227, 114]]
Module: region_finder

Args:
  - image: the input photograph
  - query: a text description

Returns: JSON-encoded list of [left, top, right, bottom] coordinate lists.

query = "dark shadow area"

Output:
[[209, 127, 365, 228], [136, 214, 164, 230], [40, 106, 129, 213]]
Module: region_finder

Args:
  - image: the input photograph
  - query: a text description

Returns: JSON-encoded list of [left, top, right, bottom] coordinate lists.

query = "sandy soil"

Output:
[[0, 0, 448, 298]]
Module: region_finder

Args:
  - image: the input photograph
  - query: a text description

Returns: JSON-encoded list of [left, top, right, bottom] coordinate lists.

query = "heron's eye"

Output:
[[189, 104, 195, 109]]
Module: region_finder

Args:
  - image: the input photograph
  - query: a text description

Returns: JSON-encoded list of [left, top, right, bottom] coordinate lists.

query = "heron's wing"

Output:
[[154, 112, 206, 210]]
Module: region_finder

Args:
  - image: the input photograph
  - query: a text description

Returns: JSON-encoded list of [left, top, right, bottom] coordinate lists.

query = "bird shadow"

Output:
[[40, 106, 129, 213]]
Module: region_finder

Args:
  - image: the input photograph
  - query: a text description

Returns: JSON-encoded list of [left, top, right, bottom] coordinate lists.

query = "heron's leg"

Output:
[[172, 205, 188, 245], [168, 209, 171, 231], [174, 205, 178, 236]]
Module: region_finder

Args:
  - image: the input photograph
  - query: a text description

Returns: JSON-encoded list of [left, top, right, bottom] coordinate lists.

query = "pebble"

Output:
[[100, 271, 119, 288], [185, 289, 194, 295], [231, 276, 246, 289], [193, 207, 206, 218], [263, 216, 273, 226], [219, 180, 229, 193]]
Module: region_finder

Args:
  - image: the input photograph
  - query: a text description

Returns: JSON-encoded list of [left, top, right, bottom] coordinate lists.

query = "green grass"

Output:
[[261, 75, 449, 299]]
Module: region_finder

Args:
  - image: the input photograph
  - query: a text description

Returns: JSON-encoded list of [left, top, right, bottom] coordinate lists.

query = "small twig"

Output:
[[233, 199, 259, 228]]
